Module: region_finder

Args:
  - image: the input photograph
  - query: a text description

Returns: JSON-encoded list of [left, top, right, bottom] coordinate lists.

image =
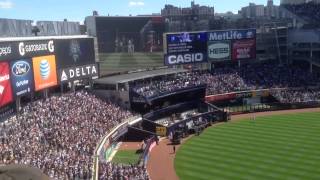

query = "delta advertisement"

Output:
[[9, 59, 34, 97], [207, 29, 256, 61], [59, 64, 99, 83], [164, 32, 207, 65], [32, 55, 58, 91], [0, 62, 13, 108]]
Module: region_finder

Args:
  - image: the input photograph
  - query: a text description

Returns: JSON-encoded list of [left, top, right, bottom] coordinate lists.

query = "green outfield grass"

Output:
[[112, 150, 141, 165], [99, 52, 163, 75], [175, 112, 320, 180]]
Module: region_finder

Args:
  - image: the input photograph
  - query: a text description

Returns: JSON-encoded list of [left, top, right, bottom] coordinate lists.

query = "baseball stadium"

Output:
[[1, 0, 320, 180]]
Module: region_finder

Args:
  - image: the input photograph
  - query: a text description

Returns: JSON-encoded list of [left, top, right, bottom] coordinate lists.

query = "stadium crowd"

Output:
[[133, 71, 205, 98], [0, 91, 140, 180], [99, 162, 149, 180], [132, 62, 320, 98], [271, 89, 320, 103], [283, 2, 320, 22]]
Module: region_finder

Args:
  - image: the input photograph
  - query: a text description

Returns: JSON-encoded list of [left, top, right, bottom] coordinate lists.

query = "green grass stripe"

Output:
[[175, 112, 320, 180]]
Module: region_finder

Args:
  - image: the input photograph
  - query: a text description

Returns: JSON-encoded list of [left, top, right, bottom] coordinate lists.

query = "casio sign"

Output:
[[12, 61, 30, 77], [208, 43, 230, 59], [167, 53, 204, 65]]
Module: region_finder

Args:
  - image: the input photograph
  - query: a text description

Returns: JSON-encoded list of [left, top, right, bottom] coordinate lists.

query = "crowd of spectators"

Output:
[[133, 71, 205, 98], [0, 91, 136, 179], [271, 89, 320, 103], [99, 162, 149, 180], [283, 2, 320, 23], [132, 62, 320, 98]]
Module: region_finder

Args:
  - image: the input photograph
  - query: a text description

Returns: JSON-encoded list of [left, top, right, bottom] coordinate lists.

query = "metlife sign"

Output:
[[9, 59, 34, 97], [207, 29, 256, 61], [59, 64, 99, 82], [208, 29, 256, 41]]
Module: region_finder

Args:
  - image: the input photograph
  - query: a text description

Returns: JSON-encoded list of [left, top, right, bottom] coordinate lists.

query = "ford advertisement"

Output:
[[9, 59, 34, 97]]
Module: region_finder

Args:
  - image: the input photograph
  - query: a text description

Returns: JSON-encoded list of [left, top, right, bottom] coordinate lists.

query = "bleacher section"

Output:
[[282, 2, 320, 27]]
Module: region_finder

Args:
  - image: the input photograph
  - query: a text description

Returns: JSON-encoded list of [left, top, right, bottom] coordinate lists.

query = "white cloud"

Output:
[[129, 1, 145, 7], [0, 0, 13, 9]]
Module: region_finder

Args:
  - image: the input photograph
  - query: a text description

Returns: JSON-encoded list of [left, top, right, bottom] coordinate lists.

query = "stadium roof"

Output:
[[94, 68, 188, 84], [0, 35, 91, 42]]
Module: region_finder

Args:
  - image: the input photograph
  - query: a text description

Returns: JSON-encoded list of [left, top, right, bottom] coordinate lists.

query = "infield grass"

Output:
[[175, 112, 320, 180], [112, 150, 141, 165]]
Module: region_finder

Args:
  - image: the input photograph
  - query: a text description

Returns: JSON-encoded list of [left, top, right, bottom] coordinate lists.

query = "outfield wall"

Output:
[[92, 116, 142, 180]]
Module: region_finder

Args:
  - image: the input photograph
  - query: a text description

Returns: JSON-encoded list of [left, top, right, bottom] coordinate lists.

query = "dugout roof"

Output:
[[94, 68, 188, 84]]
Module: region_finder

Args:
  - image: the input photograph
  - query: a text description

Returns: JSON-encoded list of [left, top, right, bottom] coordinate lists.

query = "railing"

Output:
[[92, 115, 142, 180]]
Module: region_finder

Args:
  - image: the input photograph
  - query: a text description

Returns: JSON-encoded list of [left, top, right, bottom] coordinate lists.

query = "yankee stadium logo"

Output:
[[69, 40, 81, 62]]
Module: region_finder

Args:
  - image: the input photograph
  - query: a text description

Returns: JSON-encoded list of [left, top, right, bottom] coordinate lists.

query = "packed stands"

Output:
[[132, 62, 320, 98], [282, 2, 320, 27], [0, 91, 143, 180], [271, 88, 320, 103], [98, 162, 149, 180]]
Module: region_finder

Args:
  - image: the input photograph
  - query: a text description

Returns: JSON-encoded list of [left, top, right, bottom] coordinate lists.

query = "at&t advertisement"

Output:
[[32, 55, 58, 91]]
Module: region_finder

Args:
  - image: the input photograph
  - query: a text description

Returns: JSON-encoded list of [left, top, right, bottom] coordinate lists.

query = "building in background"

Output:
[[36, 20, 81, 36], [161, 1, 215, 32], [0, 18, 33, 37]]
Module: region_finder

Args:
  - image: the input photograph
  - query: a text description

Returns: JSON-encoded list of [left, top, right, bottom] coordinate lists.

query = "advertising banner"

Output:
[[232, 39, 256, 60], [9, 59, 34, 97], [32, 55, 58, 91], [0, 42, 14, 61], [156, 126, 167, 136], [208, 29, 256, 41], [164, 53, 206, 66], [55, 38, 95, 69], [205, 93, 236, 103], [59, 64, 99, 83], [207, 41, 231, 61], [164, 32, 207, 65], [0, 62, 13, 107], [0, 40, 55, 61]]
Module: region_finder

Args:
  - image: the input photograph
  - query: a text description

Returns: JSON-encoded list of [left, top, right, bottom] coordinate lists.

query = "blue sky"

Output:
[[0, 0, 280, 22]]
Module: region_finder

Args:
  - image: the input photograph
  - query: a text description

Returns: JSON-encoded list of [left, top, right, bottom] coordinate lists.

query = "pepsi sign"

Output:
[[10, 59, 34, 97]]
